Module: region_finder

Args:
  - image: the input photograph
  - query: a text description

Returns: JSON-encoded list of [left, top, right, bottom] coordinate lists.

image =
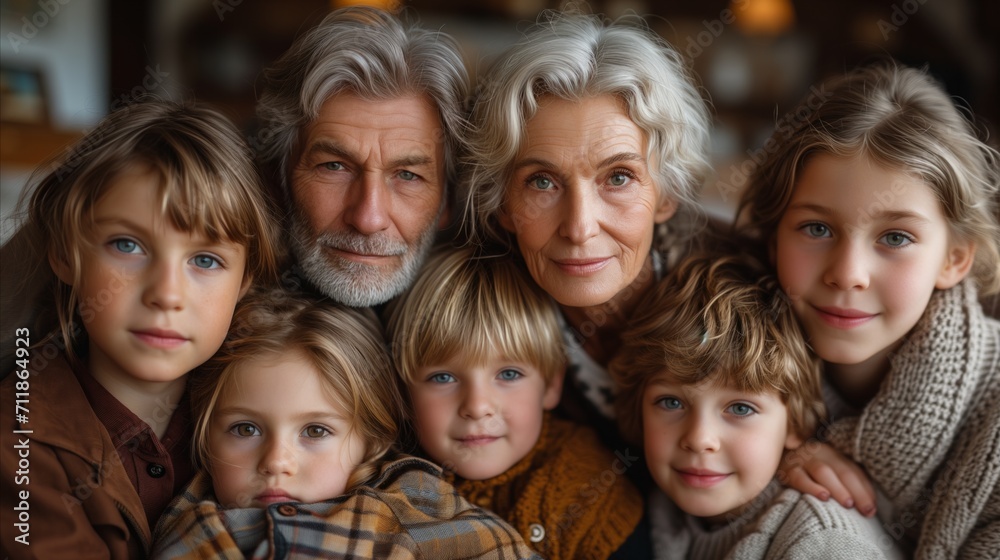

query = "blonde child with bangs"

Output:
[[738, 64, 1000, 557], [610, 253, 903, 559], [386, 246, 647, 560], [152, 289, 539, 560], [0, 100, 282, 559]]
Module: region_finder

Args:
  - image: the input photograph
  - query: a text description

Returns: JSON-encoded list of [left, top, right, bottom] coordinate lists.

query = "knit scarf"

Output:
[[825, 281, 1000, 558]]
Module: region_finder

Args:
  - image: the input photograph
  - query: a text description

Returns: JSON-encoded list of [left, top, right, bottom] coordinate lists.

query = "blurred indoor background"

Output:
[[1, 0, 998, 242]]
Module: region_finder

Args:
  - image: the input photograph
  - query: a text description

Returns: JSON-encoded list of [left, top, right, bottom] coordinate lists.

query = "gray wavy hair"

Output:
[[256, 6, 470, 197], [463, 11, 711, 250]]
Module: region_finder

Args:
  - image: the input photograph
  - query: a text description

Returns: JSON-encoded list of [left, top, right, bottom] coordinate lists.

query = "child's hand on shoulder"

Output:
[[778, 441, 877, 518]]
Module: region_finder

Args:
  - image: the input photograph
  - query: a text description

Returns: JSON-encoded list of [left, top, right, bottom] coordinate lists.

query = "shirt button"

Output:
[[146, 464, 166, 478], [529, 523, 545, 543], [277, 504, 298, 517]]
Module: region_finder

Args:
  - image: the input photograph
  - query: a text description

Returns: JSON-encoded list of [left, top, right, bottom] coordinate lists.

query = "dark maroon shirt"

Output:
[[75, 364, 194, 528]]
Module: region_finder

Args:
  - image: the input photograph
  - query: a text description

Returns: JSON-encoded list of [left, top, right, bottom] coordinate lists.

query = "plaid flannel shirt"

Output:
[[151, 456, 541, 559]]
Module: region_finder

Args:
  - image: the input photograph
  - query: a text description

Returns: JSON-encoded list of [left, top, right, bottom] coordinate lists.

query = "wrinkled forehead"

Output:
[[306, 91, 446, 154]]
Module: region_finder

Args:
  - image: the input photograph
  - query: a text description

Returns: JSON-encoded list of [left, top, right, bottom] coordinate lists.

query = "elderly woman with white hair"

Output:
[[465, 12, 712, 424], [463, 14, 881, 547]]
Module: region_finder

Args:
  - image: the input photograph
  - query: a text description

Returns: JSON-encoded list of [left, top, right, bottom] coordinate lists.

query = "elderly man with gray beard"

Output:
[[256, 6, 469, 307]]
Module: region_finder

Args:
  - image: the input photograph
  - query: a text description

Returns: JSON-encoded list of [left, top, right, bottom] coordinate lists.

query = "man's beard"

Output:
[[289, 210, 439, 307]]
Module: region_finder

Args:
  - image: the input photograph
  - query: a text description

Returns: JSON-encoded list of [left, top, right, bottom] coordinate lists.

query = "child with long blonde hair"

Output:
[[0, 100, 282, 558], [739, 64, 1000, 557]]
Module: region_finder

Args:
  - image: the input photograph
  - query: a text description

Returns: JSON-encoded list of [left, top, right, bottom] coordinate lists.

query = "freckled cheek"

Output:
[[195, 291, 237, 326]]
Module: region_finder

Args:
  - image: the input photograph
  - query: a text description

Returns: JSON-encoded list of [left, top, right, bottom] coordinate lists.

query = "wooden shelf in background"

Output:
[[0, 123, 83, 169]]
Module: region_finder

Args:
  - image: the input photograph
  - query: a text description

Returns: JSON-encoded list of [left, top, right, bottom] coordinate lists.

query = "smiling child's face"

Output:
[[774, 152, 971, 373], [408, 352, 562, 480], [643, 374, 800, 523]]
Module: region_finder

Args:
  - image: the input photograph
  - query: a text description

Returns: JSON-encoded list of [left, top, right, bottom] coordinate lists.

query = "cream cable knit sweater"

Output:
[[649, 480, 903, 559], [825, 281, 1000, 559]]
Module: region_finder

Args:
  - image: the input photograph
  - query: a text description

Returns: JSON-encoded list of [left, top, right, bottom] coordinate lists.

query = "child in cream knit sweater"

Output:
[[611, 253, 904, 559]]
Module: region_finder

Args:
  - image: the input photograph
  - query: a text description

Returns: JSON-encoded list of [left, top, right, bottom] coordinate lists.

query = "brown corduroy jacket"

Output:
[[1, 354, 150, 559]]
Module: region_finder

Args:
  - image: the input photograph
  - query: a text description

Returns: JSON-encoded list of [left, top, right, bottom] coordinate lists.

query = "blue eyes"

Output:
[[727, 403, 755, 417], [109, 238, 222, 269], [804, 223, 831, 238], [657, 397, 682, 410], [527, 170, 633, 191], [497, 369, 522, 381], [800, 223, 915, 249], [112, 238, 140, 253], [653, 397, 756, 417], [880, 232, 913, 247], [608, 173, 629, 187], [530, 176, 554, 190], [192, 255, 221, 269], [320, 162, 418, 182], [427, 369, 524, 383]]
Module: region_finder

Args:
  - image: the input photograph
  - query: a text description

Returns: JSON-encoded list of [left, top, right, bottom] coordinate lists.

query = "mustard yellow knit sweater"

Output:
[[446, 414, 644, 560]]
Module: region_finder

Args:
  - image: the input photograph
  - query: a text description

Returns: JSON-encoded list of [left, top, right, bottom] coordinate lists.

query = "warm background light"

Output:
[[733, 0, 796, 36], [331, 0, 399, 9]]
